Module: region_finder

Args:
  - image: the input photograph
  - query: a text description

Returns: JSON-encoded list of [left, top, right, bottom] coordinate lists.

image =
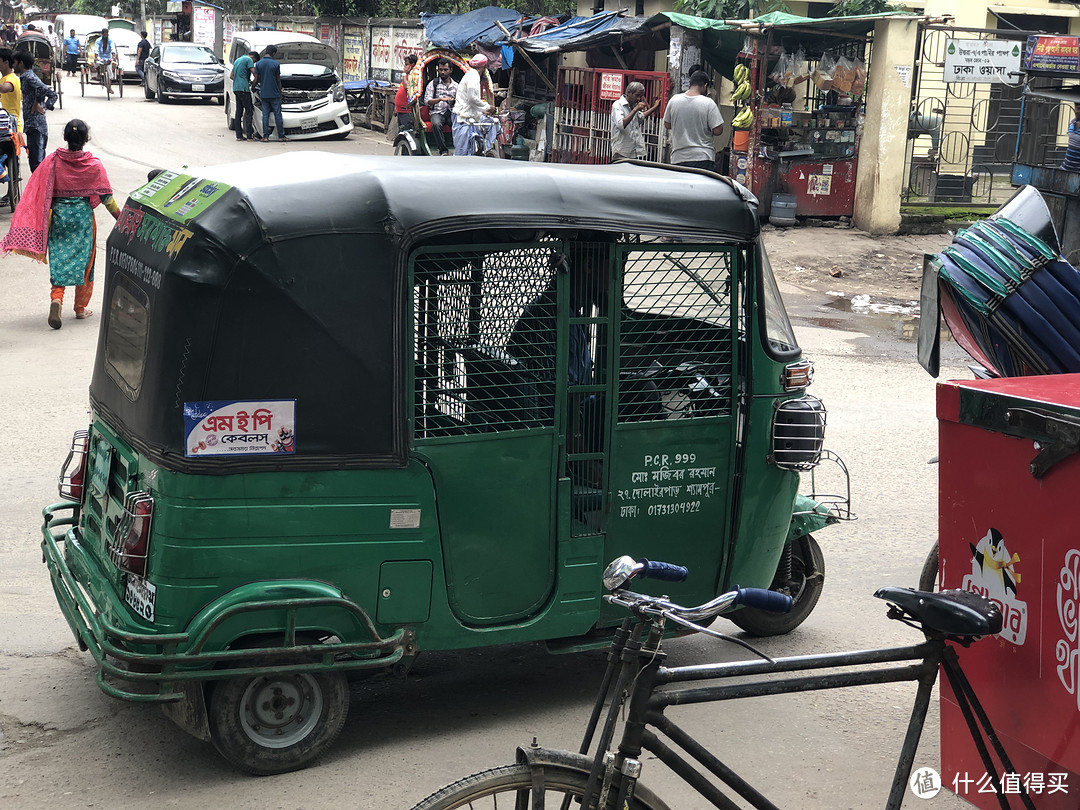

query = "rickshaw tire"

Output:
[[207, 666, 349, 775], [395, 141, 413, 156], [918, 540, 939, 592], [408, 762, 669, 810], [728, 534, 825, 637]]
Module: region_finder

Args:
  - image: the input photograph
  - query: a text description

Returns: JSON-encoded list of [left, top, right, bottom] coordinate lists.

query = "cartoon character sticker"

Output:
[[962, 528, 1027, 645]]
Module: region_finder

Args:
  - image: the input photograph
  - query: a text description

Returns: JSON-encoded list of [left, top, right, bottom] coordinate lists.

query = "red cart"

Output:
[[937, 375, 1080, 808]]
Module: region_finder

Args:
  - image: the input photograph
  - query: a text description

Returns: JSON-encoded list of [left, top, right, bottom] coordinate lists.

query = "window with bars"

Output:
[[411, 241, 736, 441], [618, 248, 735, 422], [413, 244, 557, 439]]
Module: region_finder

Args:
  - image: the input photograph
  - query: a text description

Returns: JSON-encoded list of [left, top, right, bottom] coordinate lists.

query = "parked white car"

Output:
[[224, 31, 352, 141]]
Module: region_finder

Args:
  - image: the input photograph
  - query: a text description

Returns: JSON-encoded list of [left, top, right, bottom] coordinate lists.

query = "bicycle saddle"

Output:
[[873, 587, 1003, 637]]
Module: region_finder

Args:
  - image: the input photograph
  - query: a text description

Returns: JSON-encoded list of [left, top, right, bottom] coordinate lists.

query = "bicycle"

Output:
[[410, 556, 1034, 810], [465, 115, 501, 157]]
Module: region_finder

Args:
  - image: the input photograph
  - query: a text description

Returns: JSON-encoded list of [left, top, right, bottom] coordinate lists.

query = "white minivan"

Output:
[[54, 14, 110, 54], [225, 31, 352, 141]]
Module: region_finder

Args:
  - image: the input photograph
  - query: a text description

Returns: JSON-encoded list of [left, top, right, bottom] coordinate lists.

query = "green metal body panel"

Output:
[[38, 161, 827, 701]]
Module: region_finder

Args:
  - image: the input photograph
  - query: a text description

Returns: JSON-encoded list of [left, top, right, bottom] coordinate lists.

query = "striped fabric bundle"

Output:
[[930, 216, 1080, 377]]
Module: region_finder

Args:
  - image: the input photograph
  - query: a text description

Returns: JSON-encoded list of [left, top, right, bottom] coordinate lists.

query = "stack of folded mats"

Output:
[[929, 217, 1080, 376]]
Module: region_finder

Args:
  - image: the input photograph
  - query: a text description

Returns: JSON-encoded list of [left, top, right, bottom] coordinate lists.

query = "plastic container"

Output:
[[510, 137, 529, 161], [770, 193, 797, 226], [780, 103, 793, 127], [732, 129, 749, 151]]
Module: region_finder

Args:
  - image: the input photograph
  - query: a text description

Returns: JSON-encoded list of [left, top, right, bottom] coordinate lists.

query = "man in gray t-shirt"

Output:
[[663, 71, 724, 169]]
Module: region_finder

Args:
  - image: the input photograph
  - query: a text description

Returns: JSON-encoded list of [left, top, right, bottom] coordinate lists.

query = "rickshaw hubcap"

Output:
[[240, 674, 323, 748]]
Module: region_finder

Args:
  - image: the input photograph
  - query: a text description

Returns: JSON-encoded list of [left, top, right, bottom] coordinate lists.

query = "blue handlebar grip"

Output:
[[638, 558, 689, 582], [735, 587, 793, 613]]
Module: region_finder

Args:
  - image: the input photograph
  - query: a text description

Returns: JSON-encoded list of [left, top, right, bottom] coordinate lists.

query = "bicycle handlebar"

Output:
[[637, 558, 689, 582]]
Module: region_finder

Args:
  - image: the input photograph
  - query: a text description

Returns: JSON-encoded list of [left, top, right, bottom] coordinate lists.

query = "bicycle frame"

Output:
[[578, 612, 1034, 810]]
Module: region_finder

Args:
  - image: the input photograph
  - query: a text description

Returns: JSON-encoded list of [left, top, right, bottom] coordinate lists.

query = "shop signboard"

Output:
[[192, 7, 214, 49], [390, 27, 423, 84], [342, 27, 365, 83], [1024, 35, 1080, 75], [944, 38, 1022, 84], [370, 25, 392, 81], [600, 72, 623, 101]]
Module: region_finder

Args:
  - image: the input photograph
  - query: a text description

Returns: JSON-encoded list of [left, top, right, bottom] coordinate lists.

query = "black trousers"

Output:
[[234, 90, 254, 139]]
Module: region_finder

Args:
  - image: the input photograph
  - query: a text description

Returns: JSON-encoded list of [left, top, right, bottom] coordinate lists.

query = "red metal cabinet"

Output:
[[938, 376, 1080, 808]]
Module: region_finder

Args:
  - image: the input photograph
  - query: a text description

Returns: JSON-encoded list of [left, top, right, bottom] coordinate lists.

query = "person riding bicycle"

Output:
[[94, 28, 115, 84], [451, 53, 499, 156]]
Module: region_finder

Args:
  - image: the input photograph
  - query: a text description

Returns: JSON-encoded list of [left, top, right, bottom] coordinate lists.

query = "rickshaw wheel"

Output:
[[208, 666, 349, 775], [728, 534, 825, 637], [918, 540, 939, 592], [395, 141, 413, 156]]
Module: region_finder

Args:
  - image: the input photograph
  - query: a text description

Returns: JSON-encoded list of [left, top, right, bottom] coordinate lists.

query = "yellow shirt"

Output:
[[1, 72, 21, 132]]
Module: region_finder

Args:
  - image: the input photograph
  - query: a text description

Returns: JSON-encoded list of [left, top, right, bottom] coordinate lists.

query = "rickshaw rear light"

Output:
[[58, 430, 90, 501], [771, 396, 826, 470], [782, 360, 814, 391], [109, 492, 154, 577]]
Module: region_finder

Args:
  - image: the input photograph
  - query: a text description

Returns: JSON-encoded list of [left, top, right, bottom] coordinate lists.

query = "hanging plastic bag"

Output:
[[833, 56, 855, 93], [792, 47, 810, 85], [812, 52, 836, 92], [769, 51, 793, 87], [849, 57, 867, 97]]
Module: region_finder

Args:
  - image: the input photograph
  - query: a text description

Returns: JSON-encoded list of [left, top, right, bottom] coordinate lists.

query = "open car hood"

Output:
[[271, 41, 339, 68]]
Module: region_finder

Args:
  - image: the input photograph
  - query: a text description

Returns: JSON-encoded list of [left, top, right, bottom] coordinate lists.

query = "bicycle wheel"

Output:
[[410, 762, 669, 810], [918, 540, 939, 592]]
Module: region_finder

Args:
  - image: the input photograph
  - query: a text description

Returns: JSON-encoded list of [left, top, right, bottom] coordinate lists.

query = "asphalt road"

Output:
[[0, 86, 980, 809]]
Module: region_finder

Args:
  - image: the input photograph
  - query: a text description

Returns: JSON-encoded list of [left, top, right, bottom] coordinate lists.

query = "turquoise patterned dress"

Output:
[[47, 197, 95, 287]]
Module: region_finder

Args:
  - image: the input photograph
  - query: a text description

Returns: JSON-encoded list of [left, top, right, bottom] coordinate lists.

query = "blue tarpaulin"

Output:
[[421, 7, 534, 50], [514, 11, 648, 55]]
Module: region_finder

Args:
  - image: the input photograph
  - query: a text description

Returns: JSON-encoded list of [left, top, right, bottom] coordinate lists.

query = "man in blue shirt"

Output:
[[1061, 104, 1080, 173], [63, 28, 79, 76], [230, 49, 256, 141], [14, 49, 57, 171], [135, 30, 151, 84], [94, 28, 115, 89], [253, 44, 286, 142]]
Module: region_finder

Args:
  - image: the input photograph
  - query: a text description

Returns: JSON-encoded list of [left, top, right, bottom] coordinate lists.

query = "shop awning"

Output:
[[514, 11, 653, 55], [421, 7, 540, 49]]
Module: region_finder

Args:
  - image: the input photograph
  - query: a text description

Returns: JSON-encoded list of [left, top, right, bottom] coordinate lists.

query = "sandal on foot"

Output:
[[48, 301, 62, 329], [75, 309, 94, 320]]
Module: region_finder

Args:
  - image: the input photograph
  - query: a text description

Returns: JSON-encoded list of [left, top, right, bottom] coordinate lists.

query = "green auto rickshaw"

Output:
[[42, 154, 849, 774]]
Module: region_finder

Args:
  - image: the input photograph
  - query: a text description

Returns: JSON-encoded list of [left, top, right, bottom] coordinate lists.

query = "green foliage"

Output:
[[672, 0, 787, 21], [827, 0, 903, 16]]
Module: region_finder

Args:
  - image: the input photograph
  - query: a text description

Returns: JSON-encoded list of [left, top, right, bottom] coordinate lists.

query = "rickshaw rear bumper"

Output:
[[40, 501, 409, 705]]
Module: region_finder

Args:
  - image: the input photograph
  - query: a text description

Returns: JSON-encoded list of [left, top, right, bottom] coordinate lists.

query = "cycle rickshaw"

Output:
[[41, 154, 850, 774], [18, 31, 62, 109], [80, 32, 122, 99], [393, 49, 502, 156]]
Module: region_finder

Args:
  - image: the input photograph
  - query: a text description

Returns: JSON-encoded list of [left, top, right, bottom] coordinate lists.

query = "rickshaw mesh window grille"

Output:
[[413, 245, 556, 438], [618, 249, 735, 421]]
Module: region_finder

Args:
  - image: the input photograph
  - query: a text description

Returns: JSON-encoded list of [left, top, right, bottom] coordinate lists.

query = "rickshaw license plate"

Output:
[[301, 117, 317, 130], [124, 574, 156, 622], [191, 84, 205, 92]]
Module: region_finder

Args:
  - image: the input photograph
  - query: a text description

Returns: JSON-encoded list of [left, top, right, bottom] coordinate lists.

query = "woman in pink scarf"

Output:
[[1, 119, 119, 328]]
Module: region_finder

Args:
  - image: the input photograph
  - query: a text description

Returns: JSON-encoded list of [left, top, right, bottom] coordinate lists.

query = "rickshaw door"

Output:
[[410, 243, 566, 627]]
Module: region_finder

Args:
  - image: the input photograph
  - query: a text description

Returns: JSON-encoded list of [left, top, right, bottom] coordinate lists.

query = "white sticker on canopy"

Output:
[[183, 399, 296, 457]]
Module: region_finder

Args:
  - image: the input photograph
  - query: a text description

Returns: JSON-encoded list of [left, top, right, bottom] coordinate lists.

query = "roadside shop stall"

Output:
[[1009, 33, 1080, 264], [701, 13, 891, 222]]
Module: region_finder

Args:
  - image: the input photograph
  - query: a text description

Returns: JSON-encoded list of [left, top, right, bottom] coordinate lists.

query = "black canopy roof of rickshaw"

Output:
[[92, 153, 759, 472], [191, 152, 760, 248]]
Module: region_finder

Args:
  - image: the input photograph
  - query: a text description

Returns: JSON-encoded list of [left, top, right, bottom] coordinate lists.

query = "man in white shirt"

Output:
[[610, 81, 659, 161], [451, 53, 499, 156], [663, 71, 724, 170]]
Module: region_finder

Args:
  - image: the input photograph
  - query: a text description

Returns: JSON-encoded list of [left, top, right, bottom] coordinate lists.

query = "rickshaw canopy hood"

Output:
[[92, 154, 759, 472]]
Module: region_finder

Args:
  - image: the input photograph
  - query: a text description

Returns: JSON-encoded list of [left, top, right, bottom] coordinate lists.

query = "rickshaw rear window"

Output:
[[759, 242, 800, 357], [104, 275, 150, 400]]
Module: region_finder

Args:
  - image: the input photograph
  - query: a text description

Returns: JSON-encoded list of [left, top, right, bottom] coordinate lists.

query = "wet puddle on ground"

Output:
[[809, 295, 955, 344]]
